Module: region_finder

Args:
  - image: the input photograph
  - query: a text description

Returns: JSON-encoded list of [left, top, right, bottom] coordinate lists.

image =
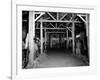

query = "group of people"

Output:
[[67, 31, 88, 58], [75, 32, 88, 58], [22, 29, 41, 68]]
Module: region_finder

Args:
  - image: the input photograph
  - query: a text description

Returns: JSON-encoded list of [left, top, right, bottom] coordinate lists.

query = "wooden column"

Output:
[[56, 22, 57, 28], [57, 12, 59, 20], [45, 26, 47, 50], [50, 34, 52, 48], [28, 11, 35, 66], [86, 15, 89, 37], [40, 22, 43, 54], [66, 29, 68, 48], [29, 11, 35, 54], [72, 21, 75, 54], [86, 14, 89, 58]]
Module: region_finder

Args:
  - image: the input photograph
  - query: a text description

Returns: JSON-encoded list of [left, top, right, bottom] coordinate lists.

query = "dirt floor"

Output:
[[34, 49, 88, 68]]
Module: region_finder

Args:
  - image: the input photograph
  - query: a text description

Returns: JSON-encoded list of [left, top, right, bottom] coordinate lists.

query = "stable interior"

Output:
[[22, 11, 89, 68]]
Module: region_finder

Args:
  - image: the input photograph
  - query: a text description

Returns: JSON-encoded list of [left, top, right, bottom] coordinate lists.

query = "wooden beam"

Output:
[[37, 20, 81, 23], [50, 35, 52, 48], [66, 27, 72, 33], [44, 17, 51, 20], [66, 29, 68, 48], [36, 28, 66, 29], [35, 12, 44, 14], [49, 23, 55, 28], [57, 12, 59, 20], [66, 17, 73, 27], [47, 12, 56, 20], [68, 27, 72, 30], [45, 27, 47, 50], [86, 14, 89, 37], [47, 32, 66, 33], [40, 22, 43, 54], [29, 11, 35, 53], [28, 11, 35, 66], [78, 15, 86, 23], [72, 20, 75, 55], [56, 22, 57, 28], [78, 14, 87, 17], [60, 13, 67, 20], [35, 12, 45, 21], [86, 14, 89, 58]]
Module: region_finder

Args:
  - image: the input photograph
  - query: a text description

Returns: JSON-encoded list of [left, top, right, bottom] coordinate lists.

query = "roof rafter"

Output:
[[47, 12, 56, 20], [37, 20, 81, 23], [60, 13, 67, 20], [35, 12, 45, 21], [66, 27, 72, 33], [49, 23, 55, 28], [77, 15, 86, 23]]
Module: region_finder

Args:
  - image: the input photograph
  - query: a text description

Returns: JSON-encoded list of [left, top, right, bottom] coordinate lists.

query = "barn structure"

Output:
[[22, 11, 89, 68]]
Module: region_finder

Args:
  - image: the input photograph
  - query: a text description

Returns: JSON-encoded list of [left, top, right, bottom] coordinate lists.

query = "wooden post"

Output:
[[57, 12, 59, 20], [72, 21, 75, 55], [66, 28, 68, 48], [86, 14, 89, 58], [50, 34, 52, 48], [86, 15, 89, 37], [56, 22, 57, 28], [28, 11, 35, 67], [40, 22, 43, 54], [29, 11, 35, 54], [45, 26, 47, 50]]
